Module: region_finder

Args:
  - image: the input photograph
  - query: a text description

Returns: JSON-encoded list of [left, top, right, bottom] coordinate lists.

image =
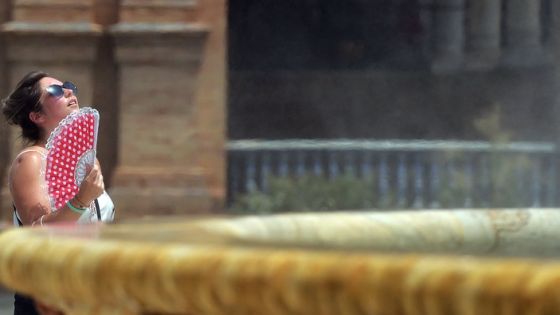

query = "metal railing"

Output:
[[227, 139, 559, 209]]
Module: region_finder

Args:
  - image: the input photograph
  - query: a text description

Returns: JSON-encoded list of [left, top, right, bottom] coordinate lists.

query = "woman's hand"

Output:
[[74, 163, 104, 206]]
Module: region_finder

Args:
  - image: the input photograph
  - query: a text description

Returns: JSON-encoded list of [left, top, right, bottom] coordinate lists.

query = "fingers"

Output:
[[77, 163, 105, 204], [87, 166, 104, 191], [96, 172, 105, 191], [94, 164, 105, 190], [85, 164, 104, 188], [85, 163, 101, 180]]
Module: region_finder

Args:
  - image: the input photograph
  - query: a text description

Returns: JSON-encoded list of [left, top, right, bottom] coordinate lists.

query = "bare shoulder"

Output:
[[11, 148, 46, 177]]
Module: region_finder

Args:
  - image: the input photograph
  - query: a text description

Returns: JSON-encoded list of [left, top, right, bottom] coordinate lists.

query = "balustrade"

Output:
[[228, 140, 559, 209]]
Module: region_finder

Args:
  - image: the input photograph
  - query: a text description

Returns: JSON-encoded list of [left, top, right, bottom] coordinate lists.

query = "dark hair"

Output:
[[1, 71, 49, 142]]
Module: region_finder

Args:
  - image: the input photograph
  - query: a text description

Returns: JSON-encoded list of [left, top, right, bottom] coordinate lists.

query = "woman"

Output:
[[2, 71, 115, 314]]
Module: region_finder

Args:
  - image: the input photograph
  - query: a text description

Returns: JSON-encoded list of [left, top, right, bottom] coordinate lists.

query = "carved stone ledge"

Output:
[[1, 22, 102, 63], [2, 21, 102, 34], [110, 23, 207, 64]]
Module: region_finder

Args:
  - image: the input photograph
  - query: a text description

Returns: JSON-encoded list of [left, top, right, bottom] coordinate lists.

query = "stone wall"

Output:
[[0, 0, 226, 221]]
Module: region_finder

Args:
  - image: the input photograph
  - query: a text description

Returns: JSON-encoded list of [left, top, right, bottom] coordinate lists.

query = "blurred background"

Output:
[[1, 0, 560, 220]]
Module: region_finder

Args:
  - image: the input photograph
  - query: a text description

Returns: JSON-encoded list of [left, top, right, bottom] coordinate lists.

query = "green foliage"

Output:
[[488, 154, 532, 207], [470, 103, 536, 207], [473, 104, 511, 143], [232, 174, 376, 214], [434, 152, 535, 208]]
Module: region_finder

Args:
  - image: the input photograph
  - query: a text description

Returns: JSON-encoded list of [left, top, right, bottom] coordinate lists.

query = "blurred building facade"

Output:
[[1, 0, 560, 219], [229, 0, 560, 141]]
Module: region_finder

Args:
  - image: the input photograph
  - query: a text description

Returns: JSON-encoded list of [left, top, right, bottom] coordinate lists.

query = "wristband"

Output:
[[67, 200, 87, 214], [73, 195, 89, 208]]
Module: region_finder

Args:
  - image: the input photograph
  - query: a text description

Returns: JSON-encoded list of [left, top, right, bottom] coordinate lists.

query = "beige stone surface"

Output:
[[12, 0, 95, 22], [1, 209, 560, 314], [193, 0, 226, 203], [120, 0, 198, 23], [196, 209, 560, 257], [108, 1, 225, 217], [109, 26, 214, 217]]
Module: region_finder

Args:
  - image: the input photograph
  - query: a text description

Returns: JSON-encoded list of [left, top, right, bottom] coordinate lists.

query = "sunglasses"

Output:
[[45, 81, 78, 98]]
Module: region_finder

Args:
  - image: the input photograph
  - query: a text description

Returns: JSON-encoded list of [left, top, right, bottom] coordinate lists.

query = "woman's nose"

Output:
[[63, 88, 74, 97]]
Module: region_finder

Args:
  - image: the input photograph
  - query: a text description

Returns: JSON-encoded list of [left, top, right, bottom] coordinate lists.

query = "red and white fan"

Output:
[[45, 107, 99, 210]]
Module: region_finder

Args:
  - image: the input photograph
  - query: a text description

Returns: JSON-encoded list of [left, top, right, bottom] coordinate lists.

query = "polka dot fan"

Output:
[[45, 107, 99, 210]]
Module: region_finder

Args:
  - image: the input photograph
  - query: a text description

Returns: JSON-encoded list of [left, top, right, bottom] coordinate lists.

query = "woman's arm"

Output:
[[10, 151, 104, 226], [10, 151, 59, 225]]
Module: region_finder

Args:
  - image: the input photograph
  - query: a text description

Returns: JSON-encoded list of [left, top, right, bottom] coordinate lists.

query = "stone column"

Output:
[[193, 0, 227, 212], [0, 1, 10, 223], [431, 0, 466, 72], [109, 0, 225, 218], [419, 0, 435, 60], [92, 0, 119, 187], [502, 0, 546, 67], [465, 0, 502, 70], [0, 0, 102, 217]]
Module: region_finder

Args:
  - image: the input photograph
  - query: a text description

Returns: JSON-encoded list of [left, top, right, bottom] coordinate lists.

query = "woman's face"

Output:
[[36, 77, 80, 128]]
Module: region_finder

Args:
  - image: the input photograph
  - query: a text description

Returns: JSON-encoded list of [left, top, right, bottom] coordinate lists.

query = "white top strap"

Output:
[[14, 148, 47, 160]]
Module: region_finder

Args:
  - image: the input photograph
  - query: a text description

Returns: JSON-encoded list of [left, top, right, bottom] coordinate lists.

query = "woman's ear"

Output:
[[29, 111, 44, 125]]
